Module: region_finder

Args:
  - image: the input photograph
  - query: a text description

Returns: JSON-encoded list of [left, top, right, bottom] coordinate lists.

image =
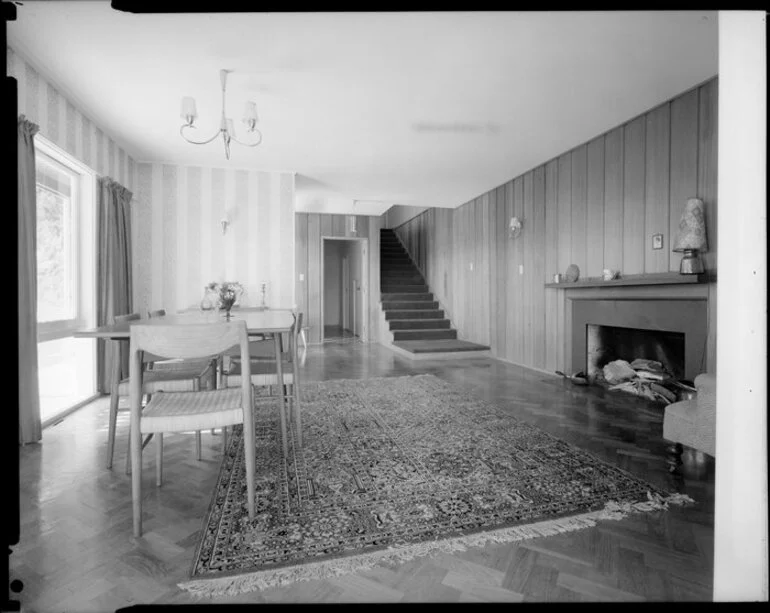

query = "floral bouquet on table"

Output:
[[204, 281, 244, 318]]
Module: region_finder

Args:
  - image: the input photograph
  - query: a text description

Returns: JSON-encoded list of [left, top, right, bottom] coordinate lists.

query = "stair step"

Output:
[[392, 328, 458, 341], [382, 300, 439, 310], [389, 319, 451, 330], [384, 309, 444, 320], [380, 275, 428, 292], [380, 285, 428, 293], [380, 269, 421, 276], [392, 339, 491, 354], [381, 292, 433, 301]]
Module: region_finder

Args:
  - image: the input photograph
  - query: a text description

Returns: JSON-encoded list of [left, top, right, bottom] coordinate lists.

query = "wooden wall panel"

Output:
[[544, 160, 559, 372], [669, 89, 699, 272], [504, 182, 515, 361], [488, 189, 499, 355], [623, 116, 646, 274], [306, 213, 322, 343], [496, 186, 507, 359], [532, 166, 546, 370], [388, 78, 717, 375], [603, 127, 625, 272], [698, 79, 718, 373], [586, 137, 605, 278], [644, 103, 671, 273], [523, 172, 534, 366], [571, 145, 588, 278]]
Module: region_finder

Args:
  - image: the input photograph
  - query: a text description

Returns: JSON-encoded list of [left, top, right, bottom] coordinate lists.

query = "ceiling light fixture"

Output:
[[180, 69, 262, 160]]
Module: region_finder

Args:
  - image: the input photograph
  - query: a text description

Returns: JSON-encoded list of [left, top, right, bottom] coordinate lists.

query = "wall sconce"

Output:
[[220, 216, 230, 234], [673, 198, 708, 274], [509, 216, 523, 239]]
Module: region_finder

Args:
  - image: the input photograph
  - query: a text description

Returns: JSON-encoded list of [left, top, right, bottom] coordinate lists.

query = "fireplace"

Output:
[[586, 324, 686, 380], [571, 298, 707, 382]]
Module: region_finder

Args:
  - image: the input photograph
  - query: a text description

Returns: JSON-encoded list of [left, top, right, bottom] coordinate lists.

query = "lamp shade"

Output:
[[673, 197, 708, 252], [180, 96, 197, 120], [242, 101, 258, 122]]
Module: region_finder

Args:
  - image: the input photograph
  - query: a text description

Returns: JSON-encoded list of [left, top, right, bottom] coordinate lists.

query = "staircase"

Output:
[[378, 228, 490, 359]]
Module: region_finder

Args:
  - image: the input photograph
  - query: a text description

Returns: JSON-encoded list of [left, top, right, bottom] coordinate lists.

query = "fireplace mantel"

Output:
[[546, 272, 706, 289]]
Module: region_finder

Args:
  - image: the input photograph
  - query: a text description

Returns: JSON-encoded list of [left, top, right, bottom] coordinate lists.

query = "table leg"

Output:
[[292, 336, 302, 449], [274, 334, 288, 459], [106, 339, 122, 469]]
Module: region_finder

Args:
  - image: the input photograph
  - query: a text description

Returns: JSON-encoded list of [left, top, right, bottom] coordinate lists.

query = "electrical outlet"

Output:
[[652, 234, 664, 250], [519, 264, 524, 275], [469, 262, 474, 271]]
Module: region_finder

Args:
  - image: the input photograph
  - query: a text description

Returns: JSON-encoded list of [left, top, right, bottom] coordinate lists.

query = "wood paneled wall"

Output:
[[7, 45, 137, 191], [295, 213, 382, 344], [395, 78, 718, 374], [134, 165, 295, 316]]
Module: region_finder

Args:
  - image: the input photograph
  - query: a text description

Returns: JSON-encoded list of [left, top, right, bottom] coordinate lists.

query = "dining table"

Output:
[[74, 307, 301, 458]]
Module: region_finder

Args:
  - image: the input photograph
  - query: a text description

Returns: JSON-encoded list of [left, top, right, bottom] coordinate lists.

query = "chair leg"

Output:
[[155, 432, 163, 487], [196, 431, 202, 460], [131, 422, 143, 538], [106, 387, 120, 469]]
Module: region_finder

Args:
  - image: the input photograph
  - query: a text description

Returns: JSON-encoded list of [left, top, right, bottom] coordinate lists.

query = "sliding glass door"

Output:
[[35, 138, 97, 425]]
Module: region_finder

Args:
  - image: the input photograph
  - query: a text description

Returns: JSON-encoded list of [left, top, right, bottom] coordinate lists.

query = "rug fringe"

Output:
[[178, 490, 694, 598]]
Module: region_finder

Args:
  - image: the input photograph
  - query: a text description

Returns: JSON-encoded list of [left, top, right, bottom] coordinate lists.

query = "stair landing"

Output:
[[390, 339, 491, 360]]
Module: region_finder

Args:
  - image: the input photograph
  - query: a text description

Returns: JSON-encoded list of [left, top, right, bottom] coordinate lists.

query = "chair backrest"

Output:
[[148, 309, 166, 318], [128, 321, 253, 417]]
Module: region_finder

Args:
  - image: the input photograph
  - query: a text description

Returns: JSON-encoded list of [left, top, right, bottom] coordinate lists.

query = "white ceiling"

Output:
[[8, 5, 718, 215]]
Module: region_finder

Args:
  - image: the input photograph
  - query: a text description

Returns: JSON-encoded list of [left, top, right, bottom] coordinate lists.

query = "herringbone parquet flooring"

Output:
[[10, 343, 714, 609]]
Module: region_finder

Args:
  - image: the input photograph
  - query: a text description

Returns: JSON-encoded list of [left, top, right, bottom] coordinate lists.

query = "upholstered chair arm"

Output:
[[693, 373, 716, 443]]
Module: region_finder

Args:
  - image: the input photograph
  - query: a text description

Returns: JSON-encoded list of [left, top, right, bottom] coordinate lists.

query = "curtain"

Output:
[[96, 177, 133, 393], [18, 116, 42, 445]]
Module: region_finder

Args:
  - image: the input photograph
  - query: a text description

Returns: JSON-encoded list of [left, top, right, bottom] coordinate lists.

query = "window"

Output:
[[35, 138, 97, 425]]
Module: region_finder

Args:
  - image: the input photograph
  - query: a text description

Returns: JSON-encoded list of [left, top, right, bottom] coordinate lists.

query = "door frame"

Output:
[[321, 236, 369, 342]]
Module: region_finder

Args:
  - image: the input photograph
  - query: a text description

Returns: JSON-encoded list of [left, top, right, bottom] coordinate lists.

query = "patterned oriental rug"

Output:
[[180, 374, 693, 597]]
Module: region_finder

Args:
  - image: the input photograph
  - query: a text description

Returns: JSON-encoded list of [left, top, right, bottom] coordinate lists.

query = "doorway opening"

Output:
[[321, 237, 368, 343]]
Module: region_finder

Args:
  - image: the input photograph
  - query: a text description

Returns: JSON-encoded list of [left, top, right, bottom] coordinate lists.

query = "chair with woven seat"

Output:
[[220, 312, 304, 454], [128, 319, 256, 537], [107, 313, 215, 472]]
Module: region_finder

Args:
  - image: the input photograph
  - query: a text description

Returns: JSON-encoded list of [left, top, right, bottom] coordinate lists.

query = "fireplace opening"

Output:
[[586, 324, 686, 381]]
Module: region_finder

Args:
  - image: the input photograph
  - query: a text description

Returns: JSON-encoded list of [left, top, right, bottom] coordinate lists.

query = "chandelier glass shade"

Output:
[[180, 69, 262, 160]]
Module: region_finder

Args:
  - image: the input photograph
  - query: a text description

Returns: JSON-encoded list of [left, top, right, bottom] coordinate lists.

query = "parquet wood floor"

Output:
[[10, 343, 714, 609]]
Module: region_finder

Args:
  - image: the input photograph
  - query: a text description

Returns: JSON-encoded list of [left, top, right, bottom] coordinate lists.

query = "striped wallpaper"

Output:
[[134, 164, 295, 316], [7, 45, 137, 193]]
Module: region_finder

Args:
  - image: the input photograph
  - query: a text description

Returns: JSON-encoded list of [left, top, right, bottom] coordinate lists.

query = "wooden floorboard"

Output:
[[10, 342, 714, 606]]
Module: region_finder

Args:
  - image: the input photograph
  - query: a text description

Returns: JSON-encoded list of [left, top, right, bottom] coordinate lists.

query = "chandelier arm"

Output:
[[180, 124, 223, 145], [230, 130, 263, 147]]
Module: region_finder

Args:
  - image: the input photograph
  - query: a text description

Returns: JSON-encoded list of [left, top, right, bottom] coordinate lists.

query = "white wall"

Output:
[[713, 10, 768, 602], [133, 164, 295, 315]]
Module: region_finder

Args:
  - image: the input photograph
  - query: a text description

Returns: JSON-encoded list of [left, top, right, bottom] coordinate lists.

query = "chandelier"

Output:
[[179, 69, 262, 160]]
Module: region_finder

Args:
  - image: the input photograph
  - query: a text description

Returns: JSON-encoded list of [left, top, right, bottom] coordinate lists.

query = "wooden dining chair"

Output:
[[107, 313, 215, 472], [147, 308, 223, 452], [128, 320, 256, 538], [221, 312, 304, 455]]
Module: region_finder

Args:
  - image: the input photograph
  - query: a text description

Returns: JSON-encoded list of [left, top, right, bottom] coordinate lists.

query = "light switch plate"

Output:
[[652, 234, 663, 250], [299, 273, 305, 281], [519, 264, 524, 275]]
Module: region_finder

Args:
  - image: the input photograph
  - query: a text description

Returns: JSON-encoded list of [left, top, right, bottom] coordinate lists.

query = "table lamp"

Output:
[[673, 197, 708, 274]]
